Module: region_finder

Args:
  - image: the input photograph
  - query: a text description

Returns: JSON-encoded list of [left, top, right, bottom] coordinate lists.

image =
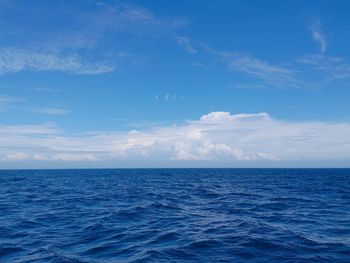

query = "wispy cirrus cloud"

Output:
[[34, 87, 60, 93], [155, 94, 184, 101], [176, 36, 197, 54], [0, 93, 70, 115], [0, 123, 60, 135], [0, 48, 113, 75], [0, 94, 23, 111], [1, 112, 350, 165], [28, 107, 71, 115], [310, 18, 327, 54], [3, 1, 186, 46], [229, 83, 266, 90], [217, 50, 304, 89], [298, 54, 350, 80], [0, 1, 187, 75]]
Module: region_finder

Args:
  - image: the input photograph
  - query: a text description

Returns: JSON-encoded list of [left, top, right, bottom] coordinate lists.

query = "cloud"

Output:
[[51, 153, 98, 162], [229, 83, 266, 90], [189, 60, 205, 68], [200, 45, 308, 89], [0, 123, 60, 135], [176, 36, 197, 54], [298, 54, 350, 80], [28, 107, 70, 115], [80, 2, 187, 38], [218, 51, 303, 89], [0, 94, 70, 115], [0, 2, 187, 57], [0, 48, 113, 75], [155, 94, 184, 101], [1, 152, 97, 162], [34, 87, 60, 93], [0, 94, 23, 111], [109, 3, 187, 35], [1, 152, 30, 161], [0, 2, 187, 75], [310, 19, 327, 54], [1, 112, 350, 165]]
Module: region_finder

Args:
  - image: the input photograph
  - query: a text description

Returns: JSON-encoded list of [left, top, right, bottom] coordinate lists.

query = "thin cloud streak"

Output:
[[0, 2, 187, 75], [0, 48, 113, 75], [34, 87, 60, 93], [218, 51, 304, 89], [298, 54, 350, 80], [176, 36, 197, 54], [0, 94, 24, 111], [28, 107, 71, 115], [310, 18, 327, 54]]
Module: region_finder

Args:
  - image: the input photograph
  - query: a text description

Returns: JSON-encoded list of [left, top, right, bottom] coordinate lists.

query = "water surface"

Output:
[[0, 169, 349, 262]]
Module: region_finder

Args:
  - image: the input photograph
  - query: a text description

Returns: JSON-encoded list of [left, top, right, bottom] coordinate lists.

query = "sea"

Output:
[[0, 168, 349, 262]]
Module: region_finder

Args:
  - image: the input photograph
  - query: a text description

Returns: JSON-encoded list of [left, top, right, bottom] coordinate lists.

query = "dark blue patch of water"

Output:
[[0, 169, 350, 262]]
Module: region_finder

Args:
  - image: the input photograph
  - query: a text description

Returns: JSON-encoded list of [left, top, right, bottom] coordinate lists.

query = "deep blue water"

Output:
[[0, 169, 350, 262]]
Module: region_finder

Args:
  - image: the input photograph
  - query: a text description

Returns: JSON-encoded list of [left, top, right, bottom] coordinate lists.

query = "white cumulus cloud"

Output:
[[1, 112, 350, 166]]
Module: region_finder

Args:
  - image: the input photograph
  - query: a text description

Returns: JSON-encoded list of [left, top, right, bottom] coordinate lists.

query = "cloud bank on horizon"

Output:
[[1, 0, 350, 167], [1, 111, 350, 167]]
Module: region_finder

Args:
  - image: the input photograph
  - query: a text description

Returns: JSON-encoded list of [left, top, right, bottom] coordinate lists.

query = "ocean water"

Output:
[[0, 169, 350, 262]]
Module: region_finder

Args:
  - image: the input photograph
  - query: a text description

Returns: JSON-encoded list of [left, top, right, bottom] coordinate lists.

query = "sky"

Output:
[[1, 0, 350, 168]]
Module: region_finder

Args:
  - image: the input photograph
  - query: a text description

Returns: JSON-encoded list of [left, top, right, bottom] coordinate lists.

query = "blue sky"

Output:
[[1, 0, 350, 168]]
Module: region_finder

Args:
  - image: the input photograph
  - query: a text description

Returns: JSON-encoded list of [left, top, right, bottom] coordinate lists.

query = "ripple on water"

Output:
[[0, 168, 350, 262]]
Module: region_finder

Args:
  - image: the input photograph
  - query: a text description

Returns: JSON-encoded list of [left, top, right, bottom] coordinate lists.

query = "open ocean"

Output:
[[0, 168, 349, 262]]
